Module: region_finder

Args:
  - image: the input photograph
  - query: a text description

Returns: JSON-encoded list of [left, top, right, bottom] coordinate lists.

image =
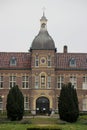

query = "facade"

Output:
[[0, 13, 87, 114]]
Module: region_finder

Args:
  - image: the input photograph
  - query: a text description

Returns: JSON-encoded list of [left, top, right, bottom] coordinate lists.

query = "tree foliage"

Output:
[[58, 82, 79, 122], [6, 85, 24, 121]]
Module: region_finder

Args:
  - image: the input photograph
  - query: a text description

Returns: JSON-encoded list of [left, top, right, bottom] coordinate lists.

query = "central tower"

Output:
[[30, 13, 56, 114]]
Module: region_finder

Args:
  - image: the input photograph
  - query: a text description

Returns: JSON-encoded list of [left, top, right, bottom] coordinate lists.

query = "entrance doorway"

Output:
[[36, 97, 49, 114]]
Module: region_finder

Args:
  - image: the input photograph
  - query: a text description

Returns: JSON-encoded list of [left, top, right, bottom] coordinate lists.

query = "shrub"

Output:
[[6, 85, 24, 121], [58, 82, 79, 122], [27, 128, 62, 130]]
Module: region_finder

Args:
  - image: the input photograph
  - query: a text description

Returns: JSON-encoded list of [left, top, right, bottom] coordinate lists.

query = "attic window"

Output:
[[69, 58, 76, 67], [10, 57, 17, 66]]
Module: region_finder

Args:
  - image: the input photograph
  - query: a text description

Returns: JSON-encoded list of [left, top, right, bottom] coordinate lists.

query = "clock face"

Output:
[[41, 57, 46, 64]]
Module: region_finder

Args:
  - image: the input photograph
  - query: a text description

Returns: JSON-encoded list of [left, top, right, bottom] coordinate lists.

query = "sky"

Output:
[[0, 0, 87, 53]]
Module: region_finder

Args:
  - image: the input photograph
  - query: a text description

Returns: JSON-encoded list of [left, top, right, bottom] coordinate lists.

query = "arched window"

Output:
[[41, 23, 46, 28], [10, 57, 17, 66], [40, 72, 46, 89], [41, 75, 45, 88]]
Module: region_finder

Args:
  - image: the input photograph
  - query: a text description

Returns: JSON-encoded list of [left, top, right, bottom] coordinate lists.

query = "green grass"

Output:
[[0, 116, 87, 130], [0, 123, 87, 130]]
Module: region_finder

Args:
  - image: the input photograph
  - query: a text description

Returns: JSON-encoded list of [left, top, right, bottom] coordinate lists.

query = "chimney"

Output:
[[63, 45, 68, 53]]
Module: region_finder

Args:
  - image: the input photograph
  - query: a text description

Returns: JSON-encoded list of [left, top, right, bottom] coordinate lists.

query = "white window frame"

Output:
[[0, 75, 3, 89], [22, 75, 29, 89], [48, 56, 51, 67], [41, 75, 45, 88], [24, 96, 29, 110], [70, 75, 77, 88], [47, 76, 51, 88], [57, 75, 64, 89], [82, 76, 87, 89], [83, 98, 87, 111], [9, 75, 16, 88], [35, 76, 39, 89]]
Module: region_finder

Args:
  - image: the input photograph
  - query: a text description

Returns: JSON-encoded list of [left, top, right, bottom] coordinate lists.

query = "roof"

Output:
[[0, 52, 87, 70], [31, 30, 55, 50], [56, 53, 87, 70], [0, 52, 31, 70], [30, 13, 55, 50]]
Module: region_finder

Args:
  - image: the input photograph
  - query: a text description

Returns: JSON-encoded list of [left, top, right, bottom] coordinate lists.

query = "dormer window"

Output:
[[69, 58, 76, 67], [10, 57, 17, 66]]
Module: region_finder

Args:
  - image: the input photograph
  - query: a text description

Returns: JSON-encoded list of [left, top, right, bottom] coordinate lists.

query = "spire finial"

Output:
[[42, 7, 46, 16]]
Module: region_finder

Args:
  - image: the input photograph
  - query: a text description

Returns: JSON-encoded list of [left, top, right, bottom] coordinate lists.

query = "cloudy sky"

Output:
[[0, 0, 87, 52]]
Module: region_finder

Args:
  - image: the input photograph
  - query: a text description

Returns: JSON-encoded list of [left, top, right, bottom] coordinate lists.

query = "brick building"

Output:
[[0, 13, 87, 114]]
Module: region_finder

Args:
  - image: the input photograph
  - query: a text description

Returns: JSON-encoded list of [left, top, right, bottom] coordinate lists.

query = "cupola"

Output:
[[30, 12, 55, 50]]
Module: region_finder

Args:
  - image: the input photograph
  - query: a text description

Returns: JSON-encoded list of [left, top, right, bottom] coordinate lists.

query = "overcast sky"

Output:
[[0, 0, 87, 53]]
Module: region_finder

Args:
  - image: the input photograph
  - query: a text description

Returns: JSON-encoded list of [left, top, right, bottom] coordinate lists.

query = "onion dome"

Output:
[[30, 12, 55, 50]]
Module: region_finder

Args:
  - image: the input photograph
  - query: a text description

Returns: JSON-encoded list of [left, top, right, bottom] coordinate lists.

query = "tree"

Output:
[[6, 85, 24, 121], [58, 82, 79, 122]]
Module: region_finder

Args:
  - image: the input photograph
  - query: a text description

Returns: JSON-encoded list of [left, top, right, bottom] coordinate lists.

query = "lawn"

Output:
[[0, 115, 87, 130]]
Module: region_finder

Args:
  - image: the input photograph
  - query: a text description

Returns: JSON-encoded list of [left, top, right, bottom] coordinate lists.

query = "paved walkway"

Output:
[[23, 114, 59, 119]]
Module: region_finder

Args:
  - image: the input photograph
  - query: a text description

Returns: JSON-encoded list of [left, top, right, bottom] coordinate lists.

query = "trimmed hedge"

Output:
[[27, 128, 62, 130]]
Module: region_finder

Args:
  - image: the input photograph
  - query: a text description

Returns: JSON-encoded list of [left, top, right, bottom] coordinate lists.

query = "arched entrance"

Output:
[[36, 97, 50, 114]]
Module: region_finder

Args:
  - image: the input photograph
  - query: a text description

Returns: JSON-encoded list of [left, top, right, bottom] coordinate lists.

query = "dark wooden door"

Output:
[[36, 97, 49, 114]]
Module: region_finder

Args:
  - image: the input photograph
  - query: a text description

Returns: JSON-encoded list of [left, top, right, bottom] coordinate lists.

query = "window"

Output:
[[35, 56, 39, 67], [9, 75, 16, 88], [57, 75, 64, 89], [48, 56, 51, 67], [70, 75, 77, 88], [35, 76, 39, 89], [10, 57, 17, 66], [22, 76, 29, 88], [47, 76, 51, 88], [83, 98, 87, 111], [41, 76, 45, 88], [0, 76, 3, 88], [41, 23, 46, 28], [69, 58, 76, 67], [40, 72, 46, 89], [82, 76, 87, 89], [0, 97, 3, 110], [24, 96, 29, 110]]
